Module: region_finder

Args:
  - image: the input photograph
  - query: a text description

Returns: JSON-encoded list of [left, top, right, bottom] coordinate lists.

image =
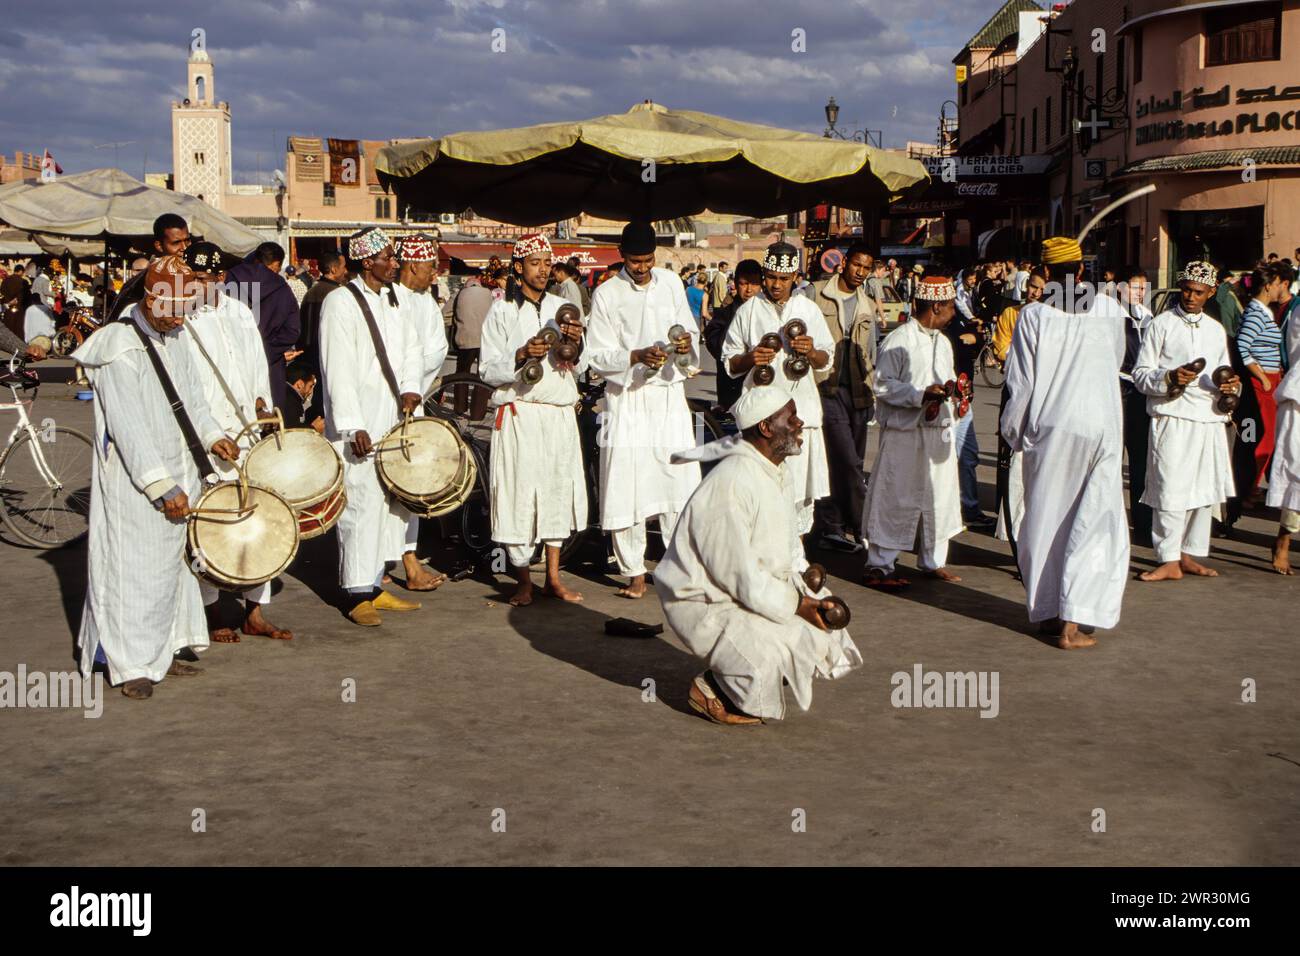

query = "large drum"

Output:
[[187, 480, 300, 591], [242, 428, 347, 539], [375, 416, 477, 518]]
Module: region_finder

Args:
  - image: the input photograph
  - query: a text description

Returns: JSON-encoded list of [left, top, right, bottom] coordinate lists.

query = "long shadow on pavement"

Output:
[[497, 548, 700, 718], [37, 540, 87, 665]]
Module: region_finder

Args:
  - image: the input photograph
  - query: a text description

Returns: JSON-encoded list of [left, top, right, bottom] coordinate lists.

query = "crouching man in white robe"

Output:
[[722, 241, 833, 536], [182, 241, 293, 642], [480, 233, 587, 606], [74, 255, 241, 699], [391, 233, 450, 591], [1268, 292, 1300, 573], [861, 276, 965, 587], [586, 221, 701, 598], [1132, 260, 1239, 582], [1000, 238, 1129, 649], [655, 390, 861, 725], [320, 227, 425, 627]]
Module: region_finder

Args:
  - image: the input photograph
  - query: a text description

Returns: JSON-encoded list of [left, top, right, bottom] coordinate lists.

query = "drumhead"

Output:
[[189, 482, 299, 586], [244, 428, 342, 507], [378, 418, 463, 498]]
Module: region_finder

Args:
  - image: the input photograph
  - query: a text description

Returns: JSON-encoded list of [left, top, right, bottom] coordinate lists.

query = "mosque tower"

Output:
[[170, 31, 232, 211]]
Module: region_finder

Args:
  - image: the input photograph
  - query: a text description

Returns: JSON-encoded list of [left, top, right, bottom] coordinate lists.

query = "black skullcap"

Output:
[[619, 221, 657, 256]]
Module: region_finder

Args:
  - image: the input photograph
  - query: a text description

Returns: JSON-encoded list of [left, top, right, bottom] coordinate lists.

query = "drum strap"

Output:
[[130, 320, 216, 482], [345, 282, 403, 413]]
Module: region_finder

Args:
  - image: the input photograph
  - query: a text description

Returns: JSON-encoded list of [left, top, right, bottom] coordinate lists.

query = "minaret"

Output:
[[171, 34, 231, 210]]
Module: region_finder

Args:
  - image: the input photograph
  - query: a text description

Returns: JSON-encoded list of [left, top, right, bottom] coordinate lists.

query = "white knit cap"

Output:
[[730, 386, 794, 429]]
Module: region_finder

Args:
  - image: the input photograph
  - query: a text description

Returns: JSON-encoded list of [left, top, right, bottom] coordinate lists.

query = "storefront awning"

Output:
[[1115, 146, 1300, 177]]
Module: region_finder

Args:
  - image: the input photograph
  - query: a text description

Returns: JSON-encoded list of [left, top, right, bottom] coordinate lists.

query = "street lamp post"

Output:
[[823, 97, 883, 148]]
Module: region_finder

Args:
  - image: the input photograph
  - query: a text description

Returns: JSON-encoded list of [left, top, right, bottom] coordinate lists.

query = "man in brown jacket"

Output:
[[810, 243, 879, 552]]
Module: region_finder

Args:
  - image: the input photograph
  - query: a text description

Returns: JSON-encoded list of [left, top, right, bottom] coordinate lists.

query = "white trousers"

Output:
[[867, 537, 949, 574], [404, 514, 420, 552], [506, 541, 565, 569], [1282, 509, 1300, 535], [200, 580, 272, 606], [611, 511, 680, 578], [1152, 505, 1212, 563]]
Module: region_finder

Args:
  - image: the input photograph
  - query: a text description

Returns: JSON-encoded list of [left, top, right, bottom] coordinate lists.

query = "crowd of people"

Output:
[[4, 213, 1298, 725]]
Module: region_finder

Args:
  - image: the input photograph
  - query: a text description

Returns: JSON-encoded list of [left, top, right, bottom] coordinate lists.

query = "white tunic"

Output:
[[184, 294, 272, 466], [73, 310, 224, 684], [721, 292, 833, 514], [1132, 306, 1234, 512], [319, 279, 422, 589], [862, 319, 963, 552], [1000, 295, 1130, 629], [655, 438, 861, 720], [586, 267, 701, 529], [479, 291, 589, 547], [1267, 312, 1300, 512], [392, 282, 450, 398]]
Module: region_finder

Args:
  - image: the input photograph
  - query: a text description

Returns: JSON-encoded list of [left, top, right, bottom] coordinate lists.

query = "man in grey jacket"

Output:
[[810, 243, 880, 552]]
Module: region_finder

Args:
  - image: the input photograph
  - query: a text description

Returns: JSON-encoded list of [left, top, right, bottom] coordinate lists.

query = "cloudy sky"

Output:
[[0, 0, 992, 185]]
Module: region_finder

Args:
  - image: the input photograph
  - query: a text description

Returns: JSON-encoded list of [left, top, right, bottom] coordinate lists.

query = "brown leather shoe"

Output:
[[373, 591, 420, 612], [348, 600, 382, 627], [166, 660, 203, 677], [688, 673, 761, 725]]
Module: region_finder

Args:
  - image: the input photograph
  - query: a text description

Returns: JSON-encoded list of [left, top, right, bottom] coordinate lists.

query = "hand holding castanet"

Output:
[[161, 492, 190, 521]]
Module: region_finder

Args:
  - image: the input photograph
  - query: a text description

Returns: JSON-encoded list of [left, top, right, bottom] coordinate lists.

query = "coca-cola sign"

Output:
[[956, 181, 999, 197]]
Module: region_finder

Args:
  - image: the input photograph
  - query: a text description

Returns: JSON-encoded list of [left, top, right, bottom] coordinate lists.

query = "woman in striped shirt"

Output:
[[1237, 261, 1296, 496]]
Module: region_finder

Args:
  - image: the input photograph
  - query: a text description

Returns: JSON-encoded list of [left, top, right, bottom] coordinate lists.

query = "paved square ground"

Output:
[[2, 363, 1297, 865]]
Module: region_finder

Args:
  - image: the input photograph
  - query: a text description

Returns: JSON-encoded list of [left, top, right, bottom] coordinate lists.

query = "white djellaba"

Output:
[[73, 308, 226, 684], [1000, 291, 1131, 628]]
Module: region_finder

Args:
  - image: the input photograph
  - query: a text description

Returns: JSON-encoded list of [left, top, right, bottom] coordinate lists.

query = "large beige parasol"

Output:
[[376, 102, 928, 226]]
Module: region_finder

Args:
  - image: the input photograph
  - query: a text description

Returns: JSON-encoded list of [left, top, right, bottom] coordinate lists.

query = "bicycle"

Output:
[[0, 356, 94, 548], [975, 325, 1005, 389]]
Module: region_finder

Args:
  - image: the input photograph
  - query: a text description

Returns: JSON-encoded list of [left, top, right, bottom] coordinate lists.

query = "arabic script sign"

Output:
[[1134, 83, 1300, 146]]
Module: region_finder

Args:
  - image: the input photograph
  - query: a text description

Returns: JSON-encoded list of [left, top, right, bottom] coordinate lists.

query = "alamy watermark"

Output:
[[0, 666, 103, 718], [891, 663, 999, 718]]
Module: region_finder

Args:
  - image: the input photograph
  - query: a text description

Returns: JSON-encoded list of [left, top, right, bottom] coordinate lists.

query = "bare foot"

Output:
[[617, 575, 647, 599], [1179, 555, 1219, 577], [1273, 536, 1293, 574], [121, 677, 153, 699], [1038, 618, 1064, 636], [381, 573, 393, 585], [509, 582, 534, 607], [927, 567, 962, 583], [209, 627, 241, 643], [1139, 561, 1183, 582], [241, 604, 293, 641], [1057, 622, 1097, 650], [543, 580, 584, 603], [402, 554, 446, 591]]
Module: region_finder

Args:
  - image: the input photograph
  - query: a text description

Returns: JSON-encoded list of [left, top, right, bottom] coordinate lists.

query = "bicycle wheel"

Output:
[[979, 346, 1005, 389], [0, 425, 94, 548]]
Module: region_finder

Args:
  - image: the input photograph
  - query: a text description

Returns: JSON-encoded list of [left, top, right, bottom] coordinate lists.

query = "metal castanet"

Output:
[[1167, 356, 1206, 398], [1211, 365, 1241, 414], [800, 563, 851, 628], [781, 318, 810, 380], [187, 474, 300, 591], [924, 379, 957, 421], [375, 415, 478, 518], [753, 332, 784, 386]]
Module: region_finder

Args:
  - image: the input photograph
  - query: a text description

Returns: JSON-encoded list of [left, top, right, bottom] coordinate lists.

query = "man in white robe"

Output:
[[586, 221, 701, 598], [181, 242, 293, 641], [656, 389, 861, 724], [1000, 238, 1129, 648], [479, 233, 588, 606], [721, 241, 834, 537], [1267, 294, 1300, 573], [1132, 260, 1240, 582], [73, 256, 240, 699], [861, 275, 965, 586], [391, 233, 451, 592], [319, 227, 425, 627]]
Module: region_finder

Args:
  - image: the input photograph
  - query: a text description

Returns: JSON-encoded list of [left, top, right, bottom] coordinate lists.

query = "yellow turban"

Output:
[[1041, 237, 1083, 264]]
